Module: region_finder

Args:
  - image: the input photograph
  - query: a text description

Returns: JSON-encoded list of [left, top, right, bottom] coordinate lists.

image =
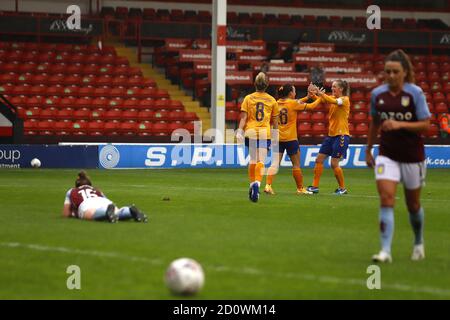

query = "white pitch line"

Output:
[[1, 242, 449, 297]]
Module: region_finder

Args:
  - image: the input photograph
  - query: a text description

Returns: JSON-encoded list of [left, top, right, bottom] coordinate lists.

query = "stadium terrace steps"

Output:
[[112, 42, 211, 134]]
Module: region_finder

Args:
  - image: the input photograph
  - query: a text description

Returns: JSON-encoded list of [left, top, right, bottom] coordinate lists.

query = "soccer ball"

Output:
[[30, 158, 41, 168], [165, 258, 204, 295]]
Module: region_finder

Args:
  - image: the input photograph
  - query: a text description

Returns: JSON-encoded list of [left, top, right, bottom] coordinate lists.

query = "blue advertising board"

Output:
[[98, 144, 450, 169], [0, 144, 98, 168]]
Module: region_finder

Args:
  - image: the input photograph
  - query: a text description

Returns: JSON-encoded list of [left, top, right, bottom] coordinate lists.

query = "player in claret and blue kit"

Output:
[[365, 49, 431, 263], [63, 171, 148, 223]]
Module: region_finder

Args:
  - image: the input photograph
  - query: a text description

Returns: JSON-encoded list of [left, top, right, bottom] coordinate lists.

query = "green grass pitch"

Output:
[[0, 168, 449, 299]]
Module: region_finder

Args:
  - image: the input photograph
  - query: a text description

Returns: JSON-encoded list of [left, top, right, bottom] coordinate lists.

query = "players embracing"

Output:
[[264, 83, 323, 195]]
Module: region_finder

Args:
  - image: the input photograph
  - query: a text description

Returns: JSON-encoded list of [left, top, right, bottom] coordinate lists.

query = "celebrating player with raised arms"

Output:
[[307, 80, 351, 195], [63, 171, 148, 223], [264, 83, 323, 195], [236, 72, 279, 203], [366, 49, 431, 263]]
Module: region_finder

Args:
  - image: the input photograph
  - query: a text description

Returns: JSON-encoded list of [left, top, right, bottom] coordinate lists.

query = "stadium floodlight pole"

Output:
[[211, 0, 227, 144]]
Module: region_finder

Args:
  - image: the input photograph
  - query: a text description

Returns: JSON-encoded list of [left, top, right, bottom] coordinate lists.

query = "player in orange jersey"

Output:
[[236, 72, 279, 202], [307, 80, 351, 195], [264, 83, 323, 195]]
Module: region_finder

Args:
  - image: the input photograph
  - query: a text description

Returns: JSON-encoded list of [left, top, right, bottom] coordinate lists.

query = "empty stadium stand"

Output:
[[0, 4, 448, 143]]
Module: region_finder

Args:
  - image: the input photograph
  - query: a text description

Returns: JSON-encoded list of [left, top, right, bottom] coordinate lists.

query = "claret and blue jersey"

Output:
[[371, 83, 431, 163]]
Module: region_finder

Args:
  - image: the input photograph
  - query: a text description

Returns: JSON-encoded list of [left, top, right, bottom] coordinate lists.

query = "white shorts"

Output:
[[375, 155, 426, 190], [78, 197, 113, 219]]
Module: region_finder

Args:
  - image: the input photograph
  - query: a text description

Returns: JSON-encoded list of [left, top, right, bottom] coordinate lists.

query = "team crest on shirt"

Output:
[[401, 96, 410, 107], [378, 99, 384, 105], [377, 164, 385, 175]]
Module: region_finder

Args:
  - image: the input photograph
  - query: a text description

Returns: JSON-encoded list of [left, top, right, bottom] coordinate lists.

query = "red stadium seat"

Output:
[[153, 110, 170, 121], [119, 120, 137, 135], [183, 112, 198, 121], [91, 97, 107, 108], [24, 96, 42, 107], [137, 121, 153, 135], [12, 84, 30, 95], [37, 119, 55, 135], [18, 62, 36, 73], [168, 111, 185, 121], [110, 87, 126, 97], [71, 120, 88, 135], [39, 108, 57, 119], [433, 92, 445, 104], [138, 99, 155, 109], [137, 110, 155, 121], [87, 120, 105, 135], [112, 76, 128, 87], [312, 123, 327, 137], [168, 100, 184, 111], [152, 122, 171, 136], [311, 111, 326, 122], [298, 122, 312, 136], [352, 101, 368, 112], [123, 98, 139, 108], [23, 107, 40, 119], [435, 102, 448, 113], [104, 120, 120, 135], [42, 96, 60, 107], [54, 120, 72, 135], [353, 112, 368, 123], [105, 108, 122, 120], [122, 109, 139, 120], [46, 85, 64, 97], [426, 124, 439, 138], [89, 108, 105, 120], [91, 87, 109, 97], [78, 87, 94, 97], [55, 108, 73, 120], [73, 108, 90, 120], [225, 110, 239, 121], [74, 97, 92, 109], [355, 123, 369, 137], [297, 111, 310, 121]]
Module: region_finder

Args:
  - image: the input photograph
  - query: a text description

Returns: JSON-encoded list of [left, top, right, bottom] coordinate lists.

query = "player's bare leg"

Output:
[[372, 179, 397, 263], [404, 187, 425, 260]]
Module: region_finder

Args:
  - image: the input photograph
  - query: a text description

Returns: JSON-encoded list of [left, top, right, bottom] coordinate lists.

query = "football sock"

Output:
[[255, 162, 265, 183], [266, 166, 277, 185], [379, 207, 394, 254], [409, 207, 424, 245], [93, 209, 107, 221], [292, 168, 303, 189], [248, 163, 256, 183], [312, 163, 324, 187], [117, 207, 133, 221], [333, 167, 345, 189]]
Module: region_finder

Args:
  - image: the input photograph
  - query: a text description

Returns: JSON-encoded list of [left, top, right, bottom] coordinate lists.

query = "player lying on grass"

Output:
[[264, 83, 323, 195], [62, 171, 148, 223], [307, 81, 351, 195]]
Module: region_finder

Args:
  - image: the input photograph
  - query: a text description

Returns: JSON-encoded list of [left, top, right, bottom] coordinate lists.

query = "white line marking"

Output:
[[1, 242, 449, 297]]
